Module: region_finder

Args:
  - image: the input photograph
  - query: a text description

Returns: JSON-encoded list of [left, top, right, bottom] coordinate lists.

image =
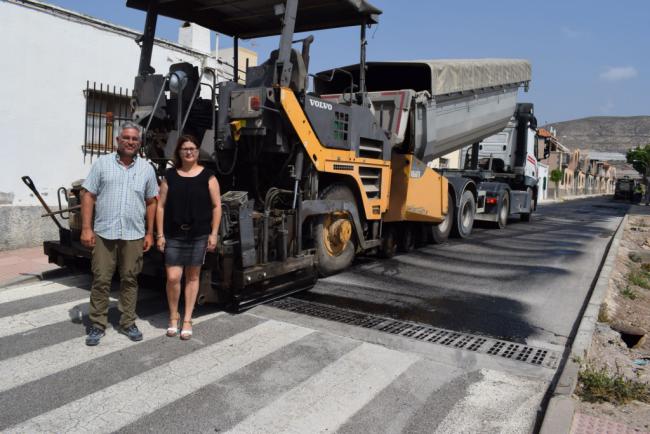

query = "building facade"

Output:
[[0, 0, 254, 249]]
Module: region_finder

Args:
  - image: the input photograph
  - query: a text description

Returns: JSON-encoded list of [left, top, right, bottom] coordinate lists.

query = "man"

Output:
[[81, 122, 158, 346]]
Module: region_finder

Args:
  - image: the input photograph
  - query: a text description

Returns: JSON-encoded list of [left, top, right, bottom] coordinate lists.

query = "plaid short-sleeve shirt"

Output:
[[82, 153, 159, 240]]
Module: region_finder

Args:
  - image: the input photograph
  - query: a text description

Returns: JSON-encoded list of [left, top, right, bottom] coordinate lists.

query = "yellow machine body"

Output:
[[384, 153, 448, 223], [280, 87, 392, 220], [280, 87, 448, 224]]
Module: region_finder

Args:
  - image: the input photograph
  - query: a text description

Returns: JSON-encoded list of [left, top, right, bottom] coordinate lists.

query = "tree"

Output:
[[626, 144, 650, 175], [550, 169, 563, 200], [627, 144, 650, 204]]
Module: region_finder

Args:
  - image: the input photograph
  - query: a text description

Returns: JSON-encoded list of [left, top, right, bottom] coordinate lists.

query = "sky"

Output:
[[40, 0, 649, 124]]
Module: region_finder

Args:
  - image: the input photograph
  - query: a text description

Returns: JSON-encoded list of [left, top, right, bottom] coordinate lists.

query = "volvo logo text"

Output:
[[309, 99, 333, 111]]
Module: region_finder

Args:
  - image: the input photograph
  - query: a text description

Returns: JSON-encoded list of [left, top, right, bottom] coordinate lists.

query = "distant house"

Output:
[[535, 127, 620, 197], [538, 127, 570, 198]]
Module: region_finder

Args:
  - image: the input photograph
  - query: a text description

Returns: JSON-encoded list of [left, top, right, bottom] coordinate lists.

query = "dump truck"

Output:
[[440, 102, 540, 232], [315, 62, 538, 241], [35, 0, 532, 309]]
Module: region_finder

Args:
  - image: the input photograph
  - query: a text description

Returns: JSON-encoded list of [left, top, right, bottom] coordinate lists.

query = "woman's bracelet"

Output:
[[155, 234, 165, 240]]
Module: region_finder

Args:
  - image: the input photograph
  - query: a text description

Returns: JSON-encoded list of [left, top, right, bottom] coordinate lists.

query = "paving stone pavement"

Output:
[[571, 412, 649, 434], [0, 246, 59, 287]]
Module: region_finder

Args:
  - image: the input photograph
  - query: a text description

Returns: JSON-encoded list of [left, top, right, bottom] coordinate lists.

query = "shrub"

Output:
[[577, 364, 650, 404]]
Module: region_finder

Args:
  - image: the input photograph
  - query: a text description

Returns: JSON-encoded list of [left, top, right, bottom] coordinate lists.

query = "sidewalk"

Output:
[[0, 246, 60, 288], [540, 208, 649, 434], [539, 192, 611, 204], [570, 412, 647, 434]]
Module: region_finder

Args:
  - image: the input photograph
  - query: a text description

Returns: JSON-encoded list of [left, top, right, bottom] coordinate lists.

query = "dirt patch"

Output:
[[576, 212, 650, 431]]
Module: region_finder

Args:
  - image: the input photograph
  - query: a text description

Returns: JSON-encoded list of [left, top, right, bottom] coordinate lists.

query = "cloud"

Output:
[[561, 26, 582, 39], [599, 101, 615, 114], [600, 66, 638, 81]]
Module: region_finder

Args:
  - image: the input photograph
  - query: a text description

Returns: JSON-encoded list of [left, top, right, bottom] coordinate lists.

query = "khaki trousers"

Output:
[[89, 236, 144, 330]]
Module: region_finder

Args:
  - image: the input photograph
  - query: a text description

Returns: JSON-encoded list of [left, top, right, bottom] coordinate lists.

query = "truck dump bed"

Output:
[[317, 59, 531, 162]]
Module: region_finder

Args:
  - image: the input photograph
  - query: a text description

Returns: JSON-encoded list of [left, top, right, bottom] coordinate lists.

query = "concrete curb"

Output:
[[539, 193, 611, 205], [538, 213, 628, 434], [0, 267, 69, 290], [0, 274, 42, 290]]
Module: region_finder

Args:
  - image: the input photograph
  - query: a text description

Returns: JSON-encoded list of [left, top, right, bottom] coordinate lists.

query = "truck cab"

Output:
[[468, 103, 539, 191]]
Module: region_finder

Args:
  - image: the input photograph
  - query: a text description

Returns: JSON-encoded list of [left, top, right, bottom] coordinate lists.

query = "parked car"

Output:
[[614, 177, 637, 201]]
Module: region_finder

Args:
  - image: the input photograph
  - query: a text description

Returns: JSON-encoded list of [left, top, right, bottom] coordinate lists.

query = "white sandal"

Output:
[[180, 320, 193, 340], [166, 314, 179, 337]]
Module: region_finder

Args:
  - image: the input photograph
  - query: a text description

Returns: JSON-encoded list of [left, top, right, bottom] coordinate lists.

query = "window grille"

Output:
[[84, 81, 132, 159]]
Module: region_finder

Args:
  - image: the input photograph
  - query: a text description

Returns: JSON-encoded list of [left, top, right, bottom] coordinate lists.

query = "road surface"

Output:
[[0, 196, 627, 433]]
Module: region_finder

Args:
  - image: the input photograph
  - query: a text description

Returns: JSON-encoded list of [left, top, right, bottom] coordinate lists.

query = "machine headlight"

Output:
[[169, 71, 188, 94]]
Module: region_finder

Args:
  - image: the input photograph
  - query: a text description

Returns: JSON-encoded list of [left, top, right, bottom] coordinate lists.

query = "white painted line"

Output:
[[6, 320, 314, 434], [0, 292, 157, 339], [0, 310, 225, 393], [227, 342, 419, 434], [433, 369, 547, 434], [0, 280, 84, 304], [0, 298, 114, 338], [0, 280, 50, 295]]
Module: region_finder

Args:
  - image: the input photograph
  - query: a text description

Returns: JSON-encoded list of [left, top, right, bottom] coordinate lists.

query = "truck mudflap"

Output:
[[473, 182, 532, 222], [473, 182, 508, 223], [509, 190, 533, 214]]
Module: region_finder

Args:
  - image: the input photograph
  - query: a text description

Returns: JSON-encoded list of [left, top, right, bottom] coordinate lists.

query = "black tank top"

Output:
[[164, 167, 214, 237]]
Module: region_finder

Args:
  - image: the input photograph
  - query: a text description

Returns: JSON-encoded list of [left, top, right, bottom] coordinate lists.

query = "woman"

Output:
[[156, 135, 221, 340]]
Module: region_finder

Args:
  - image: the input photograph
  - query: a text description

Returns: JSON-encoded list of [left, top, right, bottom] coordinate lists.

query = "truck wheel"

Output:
[[314, 184, 357, 276], [451, 190, 475, 239], [378, 224, 397, 258], [520, 187, 533, 222], [496, 192, 509, 229], [397, 223, 415, 252], [430, 192, 454, 244]]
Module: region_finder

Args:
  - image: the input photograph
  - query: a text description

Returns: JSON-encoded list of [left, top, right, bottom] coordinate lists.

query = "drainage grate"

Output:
[[270, 297, 560, 369]]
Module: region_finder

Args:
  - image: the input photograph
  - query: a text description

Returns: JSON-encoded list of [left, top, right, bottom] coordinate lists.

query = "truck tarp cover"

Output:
[[316, 59, 531, 96], [125, 0, 381, 38]]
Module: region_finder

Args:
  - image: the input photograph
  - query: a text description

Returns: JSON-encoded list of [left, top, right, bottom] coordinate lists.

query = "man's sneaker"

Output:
[[119, 324, 143, 342], [86, 326, 105, 346]]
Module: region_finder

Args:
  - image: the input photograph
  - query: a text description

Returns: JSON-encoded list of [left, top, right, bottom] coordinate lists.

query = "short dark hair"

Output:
[[173, 134, 200, 168]]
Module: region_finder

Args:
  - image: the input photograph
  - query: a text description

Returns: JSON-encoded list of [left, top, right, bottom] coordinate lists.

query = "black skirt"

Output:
[[164, 235, 208, 266]]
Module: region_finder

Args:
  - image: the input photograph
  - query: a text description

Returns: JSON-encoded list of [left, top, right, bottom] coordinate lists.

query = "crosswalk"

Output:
[[0, 275, 552, 433]]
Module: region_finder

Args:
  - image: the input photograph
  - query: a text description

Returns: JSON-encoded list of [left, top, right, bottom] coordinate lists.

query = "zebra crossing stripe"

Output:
[[0, 290, 159, 339], [0, 297, 117, 338], [226, 342, 419, 434], [5, 320, 314, 434], [0, 281, 80, 304], [433, 369, 547, 434], [0, 311, 225, 394]]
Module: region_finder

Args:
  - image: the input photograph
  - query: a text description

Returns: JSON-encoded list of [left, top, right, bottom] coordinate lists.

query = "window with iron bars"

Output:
[[84, 81, 132, 159]]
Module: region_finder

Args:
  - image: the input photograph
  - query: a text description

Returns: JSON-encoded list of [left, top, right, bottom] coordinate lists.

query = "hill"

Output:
[[544, 116, 650, 153]]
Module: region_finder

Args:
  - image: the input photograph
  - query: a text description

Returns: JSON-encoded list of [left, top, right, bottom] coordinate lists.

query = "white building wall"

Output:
[[537, 162, 549, 201], [0, 1, 221, 207], [428, 150, 462, 170], [218, 46, 259, 82], [0, 0, 245, 250]]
